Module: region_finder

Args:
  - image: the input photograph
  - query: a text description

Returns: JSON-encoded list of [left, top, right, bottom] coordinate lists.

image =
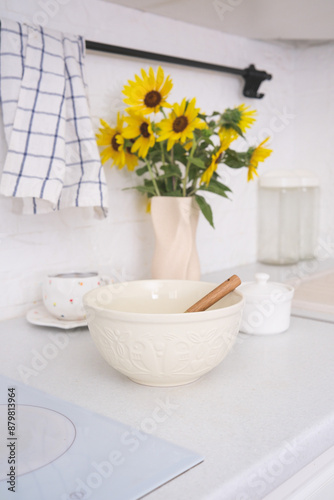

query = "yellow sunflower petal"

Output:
[[201, 164, 215, 185], [140, 67, 148, 81], [186, 98, 196, 116], [100, 148, 112, 165], [113, 149, 126, 169], [116, 112, 124, 132], [247, 137, 272, 181], [125, 152, 138, 171], [130, 138, 141, 154], [160, 77, 173, 99], [123, 126, 139, 139], [247, 165, 259, 182], [148, 67, 156, 88], [179, 98, 187, 115], [193, 117, 207, 130], [99, 118, 113, 132], [219, 130, 238, 150], [96, 134, 112, 146], [237, 104, 257, 133], [167, 137, 175, 151], [156, 66, 164, 89], [115, 135, 124, 148]]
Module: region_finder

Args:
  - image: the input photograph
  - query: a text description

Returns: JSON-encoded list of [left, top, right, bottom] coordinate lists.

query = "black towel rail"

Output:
[[85, 40, 272, 99]]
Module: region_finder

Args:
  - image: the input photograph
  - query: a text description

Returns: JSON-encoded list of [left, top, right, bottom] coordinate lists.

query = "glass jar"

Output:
[[258, 169, 319, 265]]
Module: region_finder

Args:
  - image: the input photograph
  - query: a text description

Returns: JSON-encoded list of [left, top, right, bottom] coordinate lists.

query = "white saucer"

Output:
[[26, 305, 87, 329]]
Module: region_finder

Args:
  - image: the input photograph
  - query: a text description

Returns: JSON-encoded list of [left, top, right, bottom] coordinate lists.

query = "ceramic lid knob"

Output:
[[239, 273, 294, 301], [255, 273, 270, 285]]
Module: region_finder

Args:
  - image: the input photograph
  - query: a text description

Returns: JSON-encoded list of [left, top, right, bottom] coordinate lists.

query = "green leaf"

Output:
[[220, 108, 243, 130], [172, 150, 187, 166], [160, 164, 182, 178], [134, 185, 158, 196], [166, 190, 183, 197], [223, 149, 248, 169], [123, 185, 157, 196], [197, 136, 215, 148], [190, 157, 205, 169], [199, 178, 231, 197], [135, 165, 149, 176], [218, 119, 244, 138], [150, 154, 163, 164], [188, 165, 199, 182], [172, 143, 187, 156], [195, 194, 214, 228]]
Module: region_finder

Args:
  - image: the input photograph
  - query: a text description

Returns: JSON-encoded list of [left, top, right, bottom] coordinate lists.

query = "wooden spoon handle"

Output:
[[185, 275, 241, 313]]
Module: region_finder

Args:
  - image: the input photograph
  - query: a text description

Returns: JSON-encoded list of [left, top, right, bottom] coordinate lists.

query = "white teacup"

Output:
[[42, 272, 104, 320]]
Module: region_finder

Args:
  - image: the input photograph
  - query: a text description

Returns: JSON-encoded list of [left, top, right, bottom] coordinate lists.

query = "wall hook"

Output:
[[242, 64, 272, 99]]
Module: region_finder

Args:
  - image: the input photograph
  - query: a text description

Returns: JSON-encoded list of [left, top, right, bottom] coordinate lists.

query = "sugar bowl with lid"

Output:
[[238, 273, 294, 335]]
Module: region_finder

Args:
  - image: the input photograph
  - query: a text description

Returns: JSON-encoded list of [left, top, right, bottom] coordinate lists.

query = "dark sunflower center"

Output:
[[111, 133, 121, 152], [173, 115, 188, 133], [216, 153, 222, 164], [144, 90, 162, 108], [140, 122, 150, 138]]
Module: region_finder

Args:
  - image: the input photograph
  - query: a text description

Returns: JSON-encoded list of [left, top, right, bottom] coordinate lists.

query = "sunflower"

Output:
[[237, 103, 257, 133], [219, 129, 238, 150], [123, 110, 155, 159], [123, 66, 173, 114], [201, 147, 224, 186], [201, 130, 238, 185], [218, 127, 239, 144], [247, 137, 272, 181], [220, 104, 256, 137], [96, 115, 138, 170], [157, 98, 207, 151]]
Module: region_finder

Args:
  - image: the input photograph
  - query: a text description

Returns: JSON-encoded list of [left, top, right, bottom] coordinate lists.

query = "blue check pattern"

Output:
[[0, 19, 108, 216]]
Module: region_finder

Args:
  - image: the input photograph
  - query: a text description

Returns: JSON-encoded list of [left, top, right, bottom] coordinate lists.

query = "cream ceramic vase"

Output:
[[151, 196, 201, 280]]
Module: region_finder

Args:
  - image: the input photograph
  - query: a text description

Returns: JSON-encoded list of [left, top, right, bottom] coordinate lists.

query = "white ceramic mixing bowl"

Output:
[[83, 280, 244, 387]]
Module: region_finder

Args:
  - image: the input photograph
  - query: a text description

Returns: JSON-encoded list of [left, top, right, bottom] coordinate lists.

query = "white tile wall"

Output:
[[0, 0, 330, 320], [293, 42, 334, 245]]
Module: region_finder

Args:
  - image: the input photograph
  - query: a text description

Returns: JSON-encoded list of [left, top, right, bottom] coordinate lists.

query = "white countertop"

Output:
[[203, 256, 334, 289], [1, 262, 334, 499]]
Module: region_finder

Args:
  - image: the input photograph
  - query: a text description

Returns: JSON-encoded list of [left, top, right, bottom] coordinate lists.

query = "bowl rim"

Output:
[[83, 279, 244, 322]]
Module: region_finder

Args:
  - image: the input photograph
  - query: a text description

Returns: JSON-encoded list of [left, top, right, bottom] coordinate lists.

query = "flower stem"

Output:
[[160, 141, 165, 165], [145, 158, 161, 196], [188, 176, 199, 197], [182, 139, 197, 197], [159, 142, 169, 192]]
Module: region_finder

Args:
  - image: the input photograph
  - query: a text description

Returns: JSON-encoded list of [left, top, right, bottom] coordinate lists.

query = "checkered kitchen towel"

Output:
[[0, 19, 108, 216]]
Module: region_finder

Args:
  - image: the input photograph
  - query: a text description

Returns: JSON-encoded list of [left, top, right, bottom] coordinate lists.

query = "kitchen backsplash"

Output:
[[0, 0, 332, 320]]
